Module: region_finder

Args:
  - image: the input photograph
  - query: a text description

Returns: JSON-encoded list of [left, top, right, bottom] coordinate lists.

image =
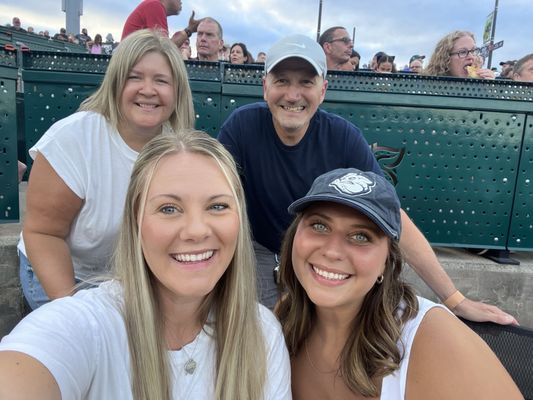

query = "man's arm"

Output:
[[171, 11, 201, 47], [399, 209, 518, 325]]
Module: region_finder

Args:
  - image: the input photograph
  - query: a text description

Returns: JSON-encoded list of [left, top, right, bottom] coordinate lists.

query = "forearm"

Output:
[[24, 231, 76, 299], [399, 209, 456, 301], [171, 30, 189, 47]]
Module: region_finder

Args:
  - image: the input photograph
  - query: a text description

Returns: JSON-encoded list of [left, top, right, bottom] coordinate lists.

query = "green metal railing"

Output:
[[0, 46, 19, 222], [2, 51, 532, 253]]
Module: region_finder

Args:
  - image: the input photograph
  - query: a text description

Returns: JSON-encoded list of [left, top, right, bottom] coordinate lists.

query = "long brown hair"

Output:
[[276, 213, 419, 397]]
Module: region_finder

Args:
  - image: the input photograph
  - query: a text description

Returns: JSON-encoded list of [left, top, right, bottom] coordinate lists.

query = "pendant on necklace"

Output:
[[184, 358, 197, 374]]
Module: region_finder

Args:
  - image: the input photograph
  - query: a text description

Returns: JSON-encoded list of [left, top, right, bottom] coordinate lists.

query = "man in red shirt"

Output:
[[122, 0, 199, 47]]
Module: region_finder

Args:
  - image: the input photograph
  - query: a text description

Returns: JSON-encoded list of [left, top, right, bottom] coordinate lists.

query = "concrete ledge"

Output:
[[403, 248, 533, 328]]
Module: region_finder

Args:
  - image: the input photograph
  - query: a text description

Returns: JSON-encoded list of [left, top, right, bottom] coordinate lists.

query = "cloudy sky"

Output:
[[1, 0, 530, 68]]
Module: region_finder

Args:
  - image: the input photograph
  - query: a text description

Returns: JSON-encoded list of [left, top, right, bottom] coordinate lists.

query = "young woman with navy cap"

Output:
[[276, 168, 522, 399]]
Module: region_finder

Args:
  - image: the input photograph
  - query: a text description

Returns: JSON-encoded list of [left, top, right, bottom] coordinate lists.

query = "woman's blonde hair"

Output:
[[276, 213, 418, 397], [79, 29, 195, 133], [113, 131, 266, 400], [425, 31, 475, 76]]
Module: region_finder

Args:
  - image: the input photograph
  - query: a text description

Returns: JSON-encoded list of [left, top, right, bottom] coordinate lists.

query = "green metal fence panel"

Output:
[[21, 70, 104, 173], [326, 104, 523, 249], [9, 57, 533, 252], [186, 61, 224, 136], [0, 47, 19, 222], [508, 115, 533, 250], [221, 64, 264, 122]]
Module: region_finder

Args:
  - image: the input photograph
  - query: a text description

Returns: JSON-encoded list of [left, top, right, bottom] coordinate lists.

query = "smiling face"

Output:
[[141, 151, 240, 308], [292, 202, 389, 314], [448, 34, 477, 78], [263, 57, 327, 145], [118, 51, 176, 150]]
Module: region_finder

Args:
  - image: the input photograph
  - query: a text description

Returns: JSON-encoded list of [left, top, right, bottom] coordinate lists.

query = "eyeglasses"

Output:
[[450, 48, 481, 58], [328, 37, 353, 45]]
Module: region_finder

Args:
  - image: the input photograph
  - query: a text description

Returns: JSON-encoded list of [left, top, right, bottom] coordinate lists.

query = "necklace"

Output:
[[181, 334, 200, 375], [304, 339, 338, 375]]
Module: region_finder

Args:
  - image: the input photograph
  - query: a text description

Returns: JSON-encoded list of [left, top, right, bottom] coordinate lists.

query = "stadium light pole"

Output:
[[316, 0, 323, 42]]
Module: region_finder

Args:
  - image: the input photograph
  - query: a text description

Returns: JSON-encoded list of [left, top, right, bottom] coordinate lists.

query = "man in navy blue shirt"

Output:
[[218, 34, 516, 325]]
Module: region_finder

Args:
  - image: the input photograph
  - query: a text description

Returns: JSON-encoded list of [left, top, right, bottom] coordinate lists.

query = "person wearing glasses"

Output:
[[425, 31, 495, 79], [318, 26, 354, 71], [374, 53, 396, 73]]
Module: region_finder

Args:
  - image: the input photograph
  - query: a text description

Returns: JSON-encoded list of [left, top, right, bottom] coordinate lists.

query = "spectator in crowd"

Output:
[[196, 17, 223, 62], [349, 49, 360, 71], [43, 30, 50, 39], [276, 168, 524, 400], [122, 0, 200, 49], [27, 26, 34, 34], [76, 28, 92, 46], [409, 54, 425, 73], [87, 33, 103, 54], [67, 33, 79, 44], [54, 28, 69, 42], [217, 34, 517, 326], [499, 60, 516, 79], [230, 42, 249, 64], [512, 53, 533, 82], [179, 37, 192, 59], [256, 51, 267, 64], [370, 51, 385, 70], [425, 31, 495, 79], [375, 53, 396, 73], [0, 132, 291, 400], [498, 60, 516, 79], [103, 33, 117, 55], [17, 29, 195, 310], [318, 26, 354, 71], [218, 44, 230, 61], [10, 17, 26, 32]]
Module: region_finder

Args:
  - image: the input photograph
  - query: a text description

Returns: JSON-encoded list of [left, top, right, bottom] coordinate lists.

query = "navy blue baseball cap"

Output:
[[288, 168, 401, 240]]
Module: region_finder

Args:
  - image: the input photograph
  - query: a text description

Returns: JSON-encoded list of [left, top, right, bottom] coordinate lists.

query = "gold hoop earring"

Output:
[[376, 275, 384, 284]]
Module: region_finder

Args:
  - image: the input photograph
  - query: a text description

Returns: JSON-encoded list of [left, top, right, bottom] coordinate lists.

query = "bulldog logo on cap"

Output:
[[329, 172, 375, 196]]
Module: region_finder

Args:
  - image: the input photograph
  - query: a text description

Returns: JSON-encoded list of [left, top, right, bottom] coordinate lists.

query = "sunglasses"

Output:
[[328, 37, 353, 45]]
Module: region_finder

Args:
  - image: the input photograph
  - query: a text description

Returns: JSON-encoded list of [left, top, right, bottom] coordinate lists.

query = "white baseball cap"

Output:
[[265, 34, 327, 78]]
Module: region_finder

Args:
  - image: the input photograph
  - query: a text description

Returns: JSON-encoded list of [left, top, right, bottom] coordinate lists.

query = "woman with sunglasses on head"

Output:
[[0, 131, 291, 399], [276, 168, 522, 399], [425, 31, 495, 79]]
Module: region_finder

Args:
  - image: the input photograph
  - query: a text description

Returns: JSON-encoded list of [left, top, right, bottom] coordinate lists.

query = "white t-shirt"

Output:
[[18, 111, 171, 281], [0, 281, 292, 399], [380, 297, 448, 399]]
